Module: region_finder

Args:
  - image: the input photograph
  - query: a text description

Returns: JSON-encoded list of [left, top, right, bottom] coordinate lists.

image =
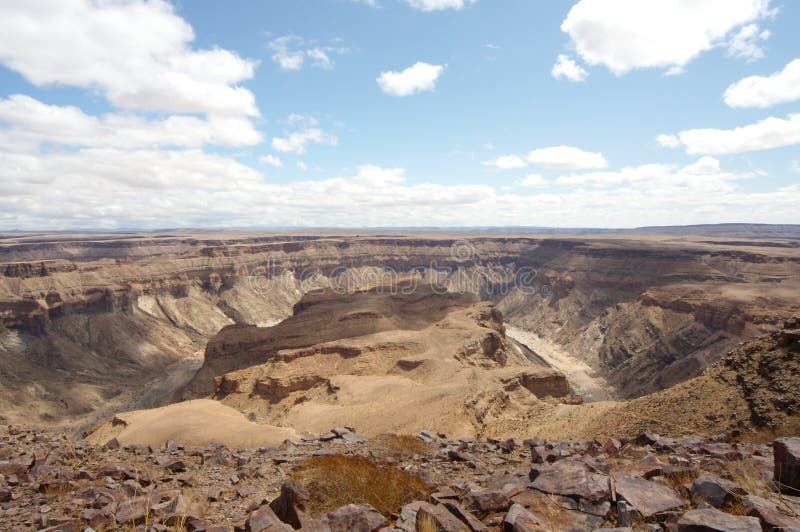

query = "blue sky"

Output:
[[0, 0, 798, 229]]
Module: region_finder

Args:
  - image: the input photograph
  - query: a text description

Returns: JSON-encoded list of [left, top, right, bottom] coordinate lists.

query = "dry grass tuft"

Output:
[[416, 511, 439, 532], [663, 468, 701, 492], [372, 434, 433, 462], [289, 454, 432, 518]]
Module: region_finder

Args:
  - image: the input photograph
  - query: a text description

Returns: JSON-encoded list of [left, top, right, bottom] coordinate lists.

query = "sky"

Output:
[[0, 0, 799, 230]]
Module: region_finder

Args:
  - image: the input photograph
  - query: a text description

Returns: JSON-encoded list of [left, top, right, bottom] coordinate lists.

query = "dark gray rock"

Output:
[[690, 473, 746, 508], [774, 437, 800, 494]]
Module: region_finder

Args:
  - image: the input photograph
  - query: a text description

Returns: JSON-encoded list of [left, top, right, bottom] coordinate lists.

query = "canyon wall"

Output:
[[1, 232, 798, 428]]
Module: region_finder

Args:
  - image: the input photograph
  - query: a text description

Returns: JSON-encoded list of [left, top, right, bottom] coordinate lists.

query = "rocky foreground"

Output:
[[2, 424, 799, 531]]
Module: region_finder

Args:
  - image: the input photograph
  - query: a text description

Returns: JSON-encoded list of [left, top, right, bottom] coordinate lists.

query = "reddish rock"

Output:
[[613, 473, 687, 518], [677, 508, 761, 531], [246, 505, 291, 532], [269, 481, 311, 529], [530, 461, 610, 503], [323, 503, 389, 532], [416, 502, 469, 532], [99, 462, 137, 480], [442, 500, 487, 531], [690, 473, 745, 508], [742, 494, 800, 531], [502, 503, 547, 532], [462, 487, 511, 518]]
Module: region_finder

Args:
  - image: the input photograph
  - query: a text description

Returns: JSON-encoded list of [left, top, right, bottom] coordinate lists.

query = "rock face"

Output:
[[515, 317, 800, 440], [183, 283, 569, 438]]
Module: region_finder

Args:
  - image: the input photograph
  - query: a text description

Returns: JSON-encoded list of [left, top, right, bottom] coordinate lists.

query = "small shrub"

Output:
[[289, 454, 432, 518], [372, 434, 433, 462]]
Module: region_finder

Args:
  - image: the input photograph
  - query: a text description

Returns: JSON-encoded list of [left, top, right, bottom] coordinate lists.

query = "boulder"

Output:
[[269, 481, 311, 529], [442, 501, 487, 531], [395, 500, 426, 532], [690, 473, 745, 508], [613, 474, 687, 517], [246, 505, 290, 532], [324, 503, 388, 532], [742, 494, 800, 531], [114, 496, 151, 524], [530, 461, 610, 503], [416, 502, 469, 532], [677, 508, 761, 531], [774, 437, 800, 494], [502, 503, 547, 532], [462, 487, 511, 518]]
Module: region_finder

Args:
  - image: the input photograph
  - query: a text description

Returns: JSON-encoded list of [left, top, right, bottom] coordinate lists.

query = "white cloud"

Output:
[[555, 159, 745, 196], [682, 156, 721, 174], [724, 59, 800, 108], [726, 23, 771, 61], [560, 0, 774, 75], [405, 0, 476, 11], [790, 161, 800, 174], [551, 55, 588, 82], [672, 113, 800, 155], [527, 145, 608, 169], [259, 155, 283, 168], [377, 62, 444, 97], [483, 154, 527, 170], [519, 174, 547, 188], [271, 128, 337, 154], [0, 95, 262, 151], [656, 134, 681, 149], [0, 0, 258, 117], [296, 161, 309, 171], [267, 35, 348, 71], [3, 151, 796, 230]]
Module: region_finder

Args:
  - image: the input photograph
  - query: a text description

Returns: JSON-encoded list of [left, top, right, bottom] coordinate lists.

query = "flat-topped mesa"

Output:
[[2, 259, 78, 278], [183, 283, 568, 437]]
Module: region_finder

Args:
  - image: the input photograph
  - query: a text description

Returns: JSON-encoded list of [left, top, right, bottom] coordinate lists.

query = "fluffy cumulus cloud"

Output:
[[0, 0, 258, 117], [259, 155, 283, 168], [726, 23, 771, 61], [0, 95, 262, 151], [656, 134, 681, 149], [377, 62, 444, 96], [405, 0, 476, 11], [560, 0, 774, 75], [267, 35, 348, 71], [551, 55, 588, 82], [527, 146, 608, 170], [724, 59, 800, 108], [271, 128, 337, 154], [483, 155, 527, 170], [667, 114, 800, 155]]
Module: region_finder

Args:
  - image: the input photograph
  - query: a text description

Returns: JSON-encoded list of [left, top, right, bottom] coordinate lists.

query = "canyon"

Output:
[[1, 229, 800, 531], [1, 230, 798, 436]]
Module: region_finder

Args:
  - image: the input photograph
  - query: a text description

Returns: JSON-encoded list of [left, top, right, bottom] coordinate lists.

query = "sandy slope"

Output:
[[506, 326, 617, 401], [87, 399, 298, 448]]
